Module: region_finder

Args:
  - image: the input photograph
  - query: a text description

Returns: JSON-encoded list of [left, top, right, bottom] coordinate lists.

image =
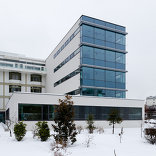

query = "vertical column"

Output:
[[3, 71, 5, 109], [25, 74, 27, 92]]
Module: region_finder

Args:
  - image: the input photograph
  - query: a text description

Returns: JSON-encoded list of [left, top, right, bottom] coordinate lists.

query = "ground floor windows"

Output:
[[18, 104, 142, 121], [9, 85, 21, 93], [19, 104, 54, 121], [31, 87, 42, 93]]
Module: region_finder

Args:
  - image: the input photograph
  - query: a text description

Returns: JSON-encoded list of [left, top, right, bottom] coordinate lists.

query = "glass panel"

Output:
[[94, 68, 105, 80], [116, 53, 125, 64], [94, 39, 105, 46], [82, 16, 94, 23], [94, 48, 105, 60], [82, 46, 93, 58], [82, 67, 93, 79], [82, 58, 94, 65], [106, 23, 116, 29], [106, 31, 115, 42], [94, 28, 105, 40], [82, 36, 94, 44], [106, 50, 115, 62], [116, 33, 125, 45], [82, 25, 94, 37], [106, 70, 115, 82]]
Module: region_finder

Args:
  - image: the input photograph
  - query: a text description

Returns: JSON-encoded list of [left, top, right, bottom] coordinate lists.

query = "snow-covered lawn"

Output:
[[0, 123, 156, 156]]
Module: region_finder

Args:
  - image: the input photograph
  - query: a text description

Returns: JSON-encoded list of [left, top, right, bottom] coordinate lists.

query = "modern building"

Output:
[[46, 15, 127, 98], [6, 92, 144, 129], [0, 51, 46, 123], [0, 15, 145, 128]]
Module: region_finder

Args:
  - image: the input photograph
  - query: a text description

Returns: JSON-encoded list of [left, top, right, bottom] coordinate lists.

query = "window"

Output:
[[9, 72, 21, 80], [9, 85, 21, 93], [82, 25, 94, 38], [116, 33, 125, 45], [95, 28, 105, 40], [19, 104, 54, 121], [106, 31, 115, 42], [31, 87, 42, 93], [82, 46, 93, 58], [31, 74, 42, 82]]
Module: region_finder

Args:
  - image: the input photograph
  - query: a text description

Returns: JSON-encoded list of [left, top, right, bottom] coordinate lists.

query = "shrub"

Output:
[[87, 114, 95, 134], [14, 122, 26, 141], [34, 121, 50, 141], [144, 128, 156, 144]]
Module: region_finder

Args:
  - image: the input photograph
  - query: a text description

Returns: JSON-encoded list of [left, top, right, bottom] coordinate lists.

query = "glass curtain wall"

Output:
[[18, 104, 142, 121]]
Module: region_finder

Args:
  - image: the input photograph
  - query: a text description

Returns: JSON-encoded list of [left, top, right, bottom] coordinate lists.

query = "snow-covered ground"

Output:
[[0, 123, 156, 156]]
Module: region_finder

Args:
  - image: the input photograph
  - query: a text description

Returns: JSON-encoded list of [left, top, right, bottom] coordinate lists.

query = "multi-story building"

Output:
[[46, 15, 127, 98], [0, 51, 46, 122], [1, 15, 145, 128]]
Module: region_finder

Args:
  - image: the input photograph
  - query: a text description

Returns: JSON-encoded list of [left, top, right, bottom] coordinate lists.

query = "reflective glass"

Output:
[[82, 58, 94, 65], [106, 61, 115, 68], [106, 70, 115, 82], [106, 42, 115, 48], [94, 48, 105, 60], [116, 72, 125, 83], [94, 60, 105, 67], [106, 50, 115, 62], [116, 33, 125, 45], [95, 28, 105, 40], [106, 90, 115, 97], [94, 39, 105, 46], [83, 67, 93, 79], [82, 46, 94, 58], [82, 25, 94, 37], [106, 81, 115, 88], [82, 79, 94, 86], [94, 80, 105, 87], [116, 53, 125, 64], [106, 31, 115, 42], [82, 36, 94, 44], [94, 69, 105, 80]]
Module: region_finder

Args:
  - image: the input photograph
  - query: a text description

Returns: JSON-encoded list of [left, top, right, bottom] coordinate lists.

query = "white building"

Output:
[[6, 92, 144, 130], [0, 15, 145, 128], [0, 51, 46, 122]]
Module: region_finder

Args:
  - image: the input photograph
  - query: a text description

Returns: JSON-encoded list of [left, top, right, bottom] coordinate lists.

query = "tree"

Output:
[[52, 95, 77, 147], [87, 114, 95, 133], [14, 121, 27, 141], [108, 109, 122, 134], [34, 121, 50, 141]]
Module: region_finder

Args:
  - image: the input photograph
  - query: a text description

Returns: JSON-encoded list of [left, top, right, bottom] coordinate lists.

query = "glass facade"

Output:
[[80, 16, 127, 98], [19, 104, 54, 121], [18, 104, 142, 121]]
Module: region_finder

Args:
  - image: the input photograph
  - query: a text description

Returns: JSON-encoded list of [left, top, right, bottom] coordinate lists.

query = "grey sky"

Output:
[[0, 0, 156, 100]]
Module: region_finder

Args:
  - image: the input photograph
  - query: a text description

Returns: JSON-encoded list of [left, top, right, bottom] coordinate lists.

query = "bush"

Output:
[[87, 114, 95, 134], [144, 128, 156, 144], [14, 122, 26, 141], [35, 121, 50, 141]]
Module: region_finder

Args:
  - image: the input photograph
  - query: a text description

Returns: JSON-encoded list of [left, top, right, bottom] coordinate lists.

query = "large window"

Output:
[[31, 87, 42, 93], [81, 67, 125, 90], [9, 72, 21, 80], [31, 74, 42, 82], [0, 112, 5, 123], [81, 24, 126, 50], [81, 45, 126, 70], [19, 104, 54, 121], [81, 87, 125, 98], [9, 85, 21, 93], [18, 104, 142, 121]]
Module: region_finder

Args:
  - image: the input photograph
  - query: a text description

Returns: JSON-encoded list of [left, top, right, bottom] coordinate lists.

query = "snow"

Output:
[[0, 123, 156, 156]]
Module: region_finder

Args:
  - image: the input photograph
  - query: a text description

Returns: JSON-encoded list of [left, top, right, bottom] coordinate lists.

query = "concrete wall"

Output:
[[46, 19, 81, 94]]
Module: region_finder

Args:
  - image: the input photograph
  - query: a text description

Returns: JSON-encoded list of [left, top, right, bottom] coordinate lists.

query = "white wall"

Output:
[[46, 19, 81, 94], [7, 93, 145, 130]]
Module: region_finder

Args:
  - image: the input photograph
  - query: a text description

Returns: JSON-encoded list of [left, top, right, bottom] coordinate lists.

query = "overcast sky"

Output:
[[0, 0, 156, 100]]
